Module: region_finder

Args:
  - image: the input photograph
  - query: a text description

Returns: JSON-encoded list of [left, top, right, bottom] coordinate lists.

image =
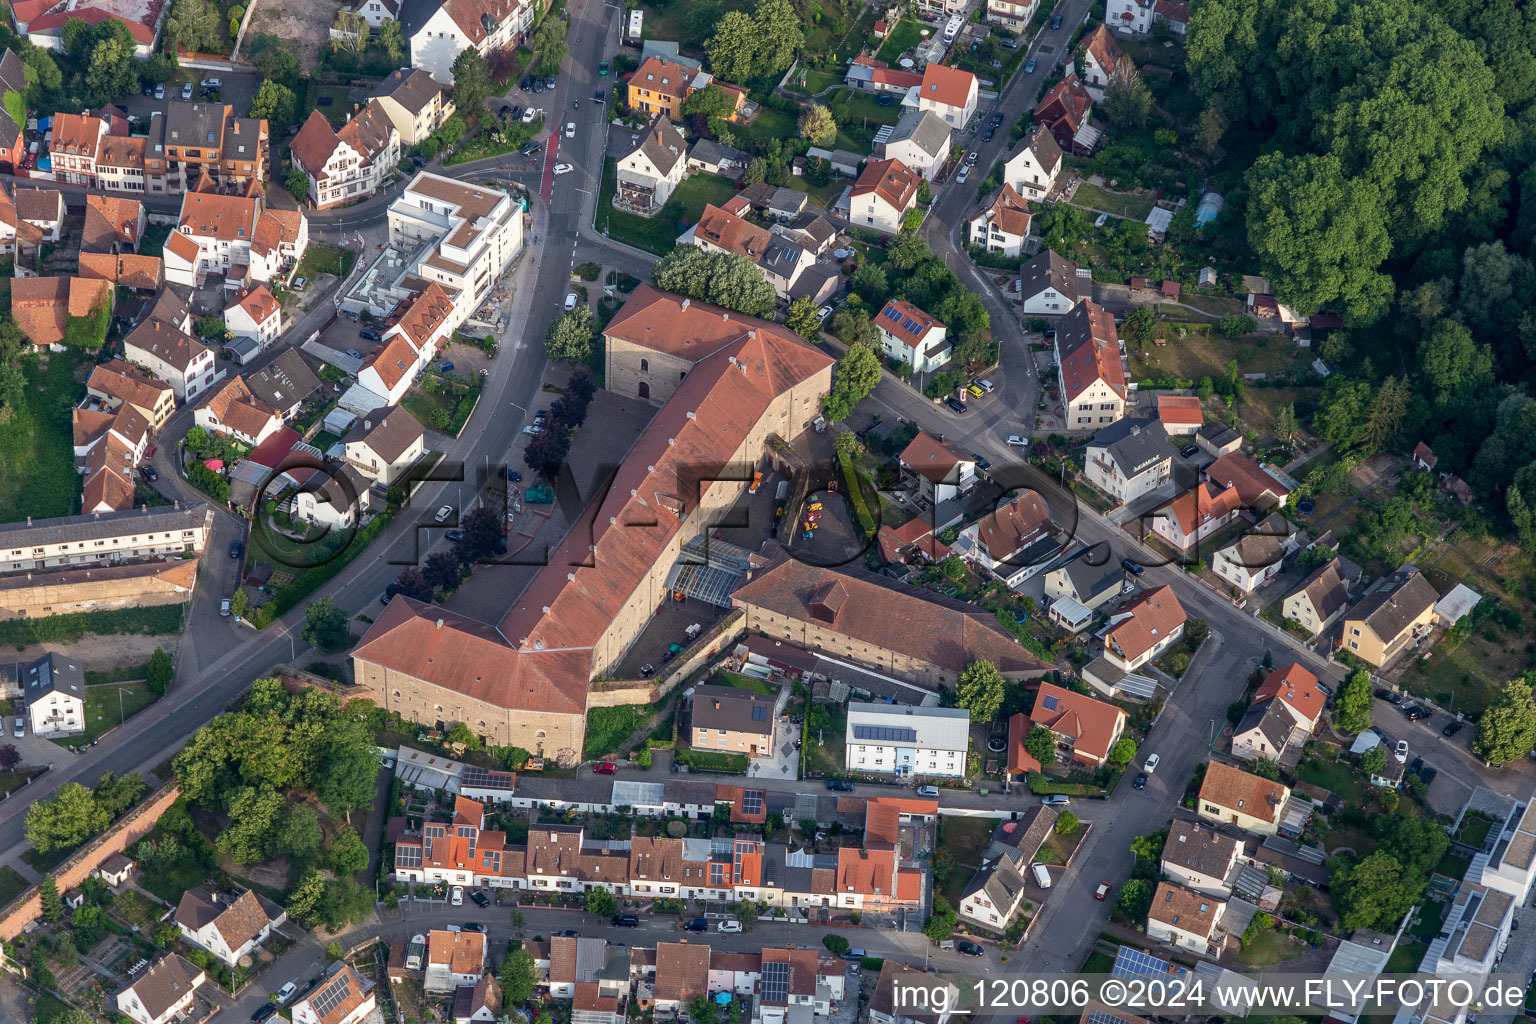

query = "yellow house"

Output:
[[1339, 569, 1439, 667], [1197, 761, 1291, 837]]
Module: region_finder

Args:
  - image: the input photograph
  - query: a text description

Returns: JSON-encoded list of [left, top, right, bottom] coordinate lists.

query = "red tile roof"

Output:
[[604, 283, 809, 359], [974, 490, 1051, 559], [1081, 25, 1125, 78], [1102, 585, 1187, 664], [1007, 712, 1042, 773], [898, 430, 969, 482], [836, 847, 895, 896], [77, 252, 163, 291], [178, 192, 259, 242], [1158, 480, 1240, 540], [1037, 72, 1092, 134], [878, 299, 944, 350], [918, 63, 977, 111], [1255, 662, 1325, 726], [1200, 760, 1288, 824], [851, 158, 919, 211], [693, 203, 773, 259], [631, 57, 695, 102], [1157, 395, 1203, 430], [1205, 451, 1289, 506], [82, 193, 142, 253], [1028, 682, 1126, 762], [1055, 300, 1124, 401], [972, 183, 1034, 238], [653, 942, 710, 1002], [230, 285, 280, 325]]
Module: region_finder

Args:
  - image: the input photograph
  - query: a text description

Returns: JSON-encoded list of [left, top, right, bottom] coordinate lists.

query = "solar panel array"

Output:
[[310, 969, 353, 1020], [1086, 1009, 1130, 1024], [762, 961, 790, 1004], [396, 845, 422, 868], [462, 766, 514, 791], [853, 725, 919, 743], [1112, 945, 1183, 978], [752, 706, 768, 721], [1041, 694, 1060, 711], [742, 790, 764, 815]]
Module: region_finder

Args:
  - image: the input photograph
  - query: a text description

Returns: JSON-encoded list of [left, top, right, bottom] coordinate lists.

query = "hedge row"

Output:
[[838, 452, 876, 538], [249, 504, 398, 628], [0, 604, 184, 648]]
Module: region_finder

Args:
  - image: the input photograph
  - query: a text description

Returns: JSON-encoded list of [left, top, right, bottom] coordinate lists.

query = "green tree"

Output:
[[301, 596, 351, 653], [1358, 746, 1387, 774], [1117, 879, 1153, 924], [1108, 735, 1137, 767], [921, 894, 958, 941], [1248, 756, 1282, 780], [315, 877, 373, 930], [529, 14, 569, 75], [734, 899, 758, 928], [500, 947, 538, 1003], [280, 803, 325, 866], [1055, 810, 1080, 835], [1103, 65, 1152, 128], [785, 296, 823, 340], [545, 306, 597, 365], [71, 904, 107, 949], [1119, 307, 1159, 352], [146, 646, 173, 695], [229, 590, 249, 620], [822, 342, 881, 422], [216, 786, 285, 863], [317, 735, 379, 823], [25, 782, 109, 853], [1130, 830, 1167, 864], [1274, 402, 1298, 446], [1219, 313, 1255, 338], [584, 887, 618, 918], [1315, 376, 1374, 450], [377, 18, 404, 60], [1024, 725, 1055, 766], [651, 246, 776, 316], [248, 79, 297, 132], [831, 305, 875, 348], [1420, 318, 1495, 420], [165, 0, 222, 53], [328, 825, 369, 876], [1473, 676, 1536, 765], [706, 11, 757, 79], [1362, 375, 1410, 454], [93, 771, 146, 818], [286, 870, 327, 923], [450, 47, 492, 116], [822, 933, 850, 956], [798, 103, 836, 146], [326, 941, 344, 962], [85, 37, 137, 107], [285, 166, 310, 203], [1335, 668, 1375, 734], [751, 0, 803, 76], [954, 661, 1006, 722], [40, 874, 64, 922], [1332, 851, 1420, 931]]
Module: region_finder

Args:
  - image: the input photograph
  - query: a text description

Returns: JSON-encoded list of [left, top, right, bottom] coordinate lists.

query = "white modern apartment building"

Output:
[[844, 702, 970, 778]]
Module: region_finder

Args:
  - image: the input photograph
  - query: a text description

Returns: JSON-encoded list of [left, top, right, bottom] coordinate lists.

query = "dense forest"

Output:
[[1186, 0, 1536, 541]]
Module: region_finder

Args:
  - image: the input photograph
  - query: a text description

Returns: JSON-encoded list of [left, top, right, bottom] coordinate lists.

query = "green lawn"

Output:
[[0, 348, 87, 523], [585, 704, 650, 759], [0, 864, 27, 906], [35, 993, 76, 1024], [1452, 811, 1497, 847], [935, 816, 997, 907], [597, 163, 741, 255], [1294, 757, 1367, 804], [1385, 939, 1428, 974], [400, 374, 482, 436], [876, 18, 925, 62], [57, 682, 162, 744], [1235, 927, 1306, 967], [793, 68, 846, 96], [710, 671, 780, 696], [804, 703, 847, 776], [675, 749, 750, 771], [294, 243, 357, 282], [737, 106, 799, 148], [1069, 181, 1156, 220], [306, 83, 355, 126]]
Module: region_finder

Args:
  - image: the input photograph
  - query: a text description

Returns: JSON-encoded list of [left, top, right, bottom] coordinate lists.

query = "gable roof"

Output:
[[1288, 557, 1353, 622], [251, 209, 306, 259], [1200, 761, 1288, 823], [14, 187, 63, 223], [899, 430, 970, 482], [918, 63, 977, 110], [1347, 569, 1438, 641], [1024, 127, 1063, 174], [972, 183, 1034, 238], [653, 942, 710, 1002], [851, 157, 919, 210], [1162, 819, 1241, 879], [1148, 881, 1221, 935], [1101, 585, 1186, 663], [1028, 681, 1126, 761], [1019, 248, 1085, 303], [693, 202, 774, 259], [245, 349, 322, 411], [1157, 395, 1203, 431], [343, 406, 425, 463], [622, 117, 688, 178], [1089, 417, 1168, 479], [230, 285, 280, 325], [164, 230, 201, 265], [1205, 451, 1289, 507], [1006, 711, 1042, 774], [372, 68, 444, 115], [178, 191, 260, 242], [120, 954, 203, 1022], [1037, 72, 1092, 132], [82, 194, 143, 253], [1158, 480, 1240, 539], [197, 377, 281, 439], [692, 684, 775, 736], [1081, 24, 1125, 77], [338, 99, 398, 163], [602, 283, 809, 360], [11, 276, 112, 348], [88, 358, 172, 415], [632, 56, 697, 101], [296, 961, 373, 1024], [77, 252, 163, 291], [1055, 300, 1125, 401], [1234, 698, 1296, 754], [885, 109, 951, 157], [1053, 540, 1124, 603], [124, 317, 202, 372], [878, 299, 944, 349], [836, 846, 896, 895], [174, 887, 280, 951], [973, 490, 1051, 559]]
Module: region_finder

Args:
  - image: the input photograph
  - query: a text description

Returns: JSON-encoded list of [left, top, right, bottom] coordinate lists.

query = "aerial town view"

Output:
[[0, 0, 1532, 1022]]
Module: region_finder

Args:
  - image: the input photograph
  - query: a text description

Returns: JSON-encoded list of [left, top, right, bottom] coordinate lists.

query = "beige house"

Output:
[[1159, 820, 1242, 897], [371, 68, 455, 146], [1339, 569, 1439, 667], [1043, 541, 1125, 620], [985, 0, 1039, 31], [0, 504, 213, 573], [425, 928, 485, 994], [114, 954, 206, 1024], [1054, 300, 1126, 431], [690, 684, 776, 756], [0, 558, 200, 619], [1099, 585, 1185, 672], [292, 961, 376, 1024], [86, 359, 176, 433], [1146, 881, 1225, 953], [342, 407, 426, 485], [847, 158, 919, 235], [1211, 513, 1297, 593], [123, 317, 218, 403], [1281, 556, 1357, 636], [1197, 761, 1292, 836]]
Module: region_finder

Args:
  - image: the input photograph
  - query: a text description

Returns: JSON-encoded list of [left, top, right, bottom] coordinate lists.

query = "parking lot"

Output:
[[108, 71, 263, 130]]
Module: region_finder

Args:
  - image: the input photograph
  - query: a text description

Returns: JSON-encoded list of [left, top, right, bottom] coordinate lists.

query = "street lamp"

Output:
[[118, 687, 130, 727], [275, 621, 297, 664]]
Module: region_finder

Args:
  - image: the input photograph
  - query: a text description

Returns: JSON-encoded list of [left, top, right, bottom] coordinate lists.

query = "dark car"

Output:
[[463, 922, 488, 932], [141, 465, 159, 482], [974, 455, 992, 471], [411, 154, 427, 167], [946, 398, 968, 414], [685, 918, 709, 932], [230, 540, 243, 560], [252, 1005, 278, 1023], [1419, 765, 1437, 785], [826, 779, 854, 791], [359, 327, 382, 341], [1375, 689, 1404, 704], [1121, 557, 1145, 576], [1403, 704, 1431, 721], [509, 105, 523, 119], [1133, 772, 1147, 790], [445, 529, 465, 542], [1042, 327, 1056, 338], [1050, 13, 1063, 28], [1180, 444, 1200, 458], [533, 78, 545, 93], [612, 914, 640, 927], [956, 940, 985, 956], [594, 89, 605, 101], [1315, 680, 1334, 698], [521, 76, 533, 90], [991, 112, 1003, 126], [982, 128, 995, 141], [556, 929, 580, 937], [1442, 721, 1465, 737], [1408, 756, 1424, 776], [471, 889, 490, 907]]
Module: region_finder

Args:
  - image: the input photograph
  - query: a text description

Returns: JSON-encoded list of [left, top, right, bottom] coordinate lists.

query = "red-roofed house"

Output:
[[1254, 662, 1326, 733], [1411, 441, 1437, 472], [876, 299, 950, 374], [14, 0, 166, 54], [359, 282, 455, 404], [1149, 480, 1240, 552], [1025, 682, 1128, 767], [1076, 25, 1126, 101], [291, 103, 401, 209], [847, 157, 919, 234], [1157, 395, 1203, 433], [193, 377, 284, 447], [50, 112, 111, 186], [958, 490, 1056, 586], [845, 55, 925, 96], [910, 63, 978, 128], [1035, 72, 1095, 153], [225, 286, 282, 352], [1006, 711, 1042, 774], [1054, 300, 1126, 430], [898, 430, 975, 505], [1205, 451, 1290, 510], [1099, 585, 1186, 672], [967, 184, 1034, 257], [1106, 0, 1188, 37]]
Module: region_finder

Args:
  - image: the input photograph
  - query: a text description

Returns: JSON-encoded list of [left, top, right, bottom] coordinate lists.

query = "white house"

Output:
[[1212, 513, 1297, 593], [292, 961, 376, 1024], [114, 954, 206, 1024], [613, 119, 688, 215], [846, 157, 919, 235], [342, 406, 426, 485], [1055, 300, 1127, 430], [957, 491, 1058, 587], [225, 286, 282, 352], [357, 283, 455, 404], [425, 929, 486, 994], [405, 0, 537, 85], [171, 192, 309, 290], [1077, 25, 1127, 101], [1019, 249, 1090, 316], [1105, 0, 1188, 37], [908, 63, 978, 129], [20, 652, 85, 738], [844, 702, 970, 777], [291, 102, 401, 210], [123, 317, 218, 403], [1002, 129, 1063, 202], [986, 0, 1039, 31], [876, 109, 951, 181], [968, 184, 1034, 257], [898, 430, 975, 506], [1098, 584, 1186, 672], [1473, 801, 1536, 905], [174, 888, 286, 967], [289, 465, 374, 529], [1083, 417, 1170, 505], [193, 377, 284, 447], [1159, 820, 1242, 897], [1149, 480, 1240, 552], [876, 298, 949, 374], [1146, 881, 1226, 953], [870, 962, 959, 1024]]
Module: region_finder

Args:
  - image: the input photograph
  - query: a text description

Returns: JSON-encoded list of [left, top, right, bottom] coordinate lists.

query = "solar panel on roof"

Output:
[[902, 317, 923, 333], [752, 706, 768, 721], [1112, 945, 1184, 978], [762, 961, 790, 1004], [742, 790, 764, 815], [883, 306, 902, 322], [1041, 695, 1059, 711], [853, 725, 919, 743], [396, 845, 422, 868], [310, 969, 353, 1019], [1087, 1010, 1131, 1024], [462, 766, 514, 790]]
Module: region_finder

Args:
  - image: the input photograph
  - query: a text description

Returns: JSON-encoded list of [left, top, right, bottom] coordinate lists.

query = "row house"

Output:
[[0, 503, 213, 573], [291, 102, 401, 209], [50, 110, 120, 186], [358, 282, 455, 404], [144, 104, 269, 195], [164, 190, 310, 290], [123, 312, 218, 403], [193, 376, 284, 447]]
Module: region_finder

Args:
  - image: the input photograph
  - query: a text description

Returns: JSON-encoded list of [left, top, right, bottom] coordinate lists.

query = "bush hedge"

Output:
[[0, 605, 183, 648], [249, 504, 398, 628]]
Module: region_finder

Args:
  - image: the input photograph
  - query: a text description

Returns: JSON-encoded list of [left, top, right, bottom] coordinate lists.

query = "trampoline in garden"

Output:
[[1297, 500, 1315, 515]]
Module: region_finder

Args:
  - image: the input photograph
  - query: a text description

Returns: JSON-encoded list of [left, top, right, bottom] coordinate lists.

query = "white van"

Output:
[[1032, 862, 1052, 888]]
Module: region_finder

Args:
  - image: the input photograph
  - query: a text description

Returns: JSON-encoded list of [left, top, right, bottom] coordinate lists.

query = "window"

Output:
[[640, 358, 648, 371]]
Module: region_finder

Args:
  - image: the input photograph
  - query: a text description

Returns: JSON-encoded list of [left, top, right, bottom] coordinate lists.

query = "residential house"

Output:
[[1083, 418, 1170, 505], [290, 465, 374, 529], [1043, 541, 1124, 629], [225, 286, 282, 352], [71, 397, 147, 513], [909, 63, 978, 129], [348, 0, 401, 28], [1146, 881, 1225, 953], [651, 942, 710, 1015], [1034, 72, 1095, 153], [690, 684, 776, 756], [1098, 584, 1186, 672], [142, 103, 270, 195], [95, 134, 149, 193], [1339, 569, 1439, 667], [21, 651, 84, 737], [114, 954, 206, 1024], [1076, 25, 1126, 100], [1003, 127, 1063, 203], [1211, 513, 1298, 593], [613, 118, 688, 215], [454, 975, 503, 1024], [1231, 662, 1326, 764], [957, 490, 1058, 587], [1431, 882, 1516, 976], [898, 430, 974, 505], [96, 853, 136, 887], [77, 252, 164, 293], [968, 184, 1034, 257], [10, 275, 114, 350], [876, 109, 952, 180], [15, 187, 64, 241], [1105, 0, 1188, 37], [194, 377, 284, 447], [247, 206, 308, 285], [843, 55, 924, 97], [547, 935, 606, 998], [627, 56, 707, 119], [371, 68, 455, 146], [1198, 761, 1292, 836], [1160, 820, 1242, 897], [844, 702, 970, 777], [86, 359, 175, 433], [82, 194, 145, 253], [1412, 441, 1438, 473], [1055, 300, 1127, 430], [1018, 248, 1088, 315], [682, 201, 818, 302], [846, 157, 920, 235], [870, 961, 959, 1024], [0, 51, 26, 174], [1369, 758, 1405, 790], [173, 887, 287, 967], [425, 929, 486, 994], [986, 0, 1040, 31], [291, 102, 401, 209], [342, 406, 425, 485], [357, 283, 455, 404], [958, 808, 1055, 931], [402, 0, 540, 85], [1472, 801, 1536, 905], [686, 138, 747, 176], [168, 191, 309, 290], [123, 316, 218, 402], [877, 299, 950, 374], [49, 110, 115, 186], [1195, 421, 1242, 457], [1148, 480, 1240, 553], [291, 961, 376, 1024], [1281, 556, 1358, 636], [1205, 451, 1290, 511], [245, 349, 322, 421], [1015, 681, 1127, 768]]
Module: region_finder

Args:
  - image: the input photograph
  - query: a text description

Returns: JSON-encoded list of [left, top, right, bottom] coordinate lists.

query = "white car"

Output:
[[1006, 434, 1029, 447], [220, 598, 231, 617], [434, 505, 454, 523], [553, 162, 573, 175], [451, 885, 464, 906], [201, 77, 221, 89], [717, 920, 742, 933], [564, 121, 576, 138], [816, 305, 833, 321], [154, 84, 165, 100], [1142, 753, 1160, 774], [1394, 740, 1409, 763], [181, 82, 193, 100], [276, 983, 297, 1005], [956, 164, 970, 183], [564, 292, 579, 311], [916, 785, 939, 797], [11, 718, 22, 738], [522, 424, 542, 436], [522, 107, 539, 123]]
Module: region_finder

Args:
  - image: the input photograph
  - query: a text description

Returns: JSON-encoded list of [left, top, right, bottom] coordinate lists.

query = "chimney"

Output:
[[436, 619, 444, 629], [680, 298, 690, 310]]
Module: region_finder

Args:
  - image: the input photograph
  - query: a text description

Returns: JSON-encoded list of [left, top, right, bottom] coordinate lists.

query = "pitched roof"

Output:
[[879, 299, 945, 350], [402, 0, 524, 44], [342, 406, 424, 462], [295, 961, 373, 1024], [1024, 127, 1063, 173], [884, 109, 952, 157], [251, 209, 306, 259], [836, 846, 896, 895], [14, 187, 63, 223], [1288, 557, 1352, 623], [653, 942, 710, 1002], [178, 192, 259, 242], [1028, 681, 1126, 761], [96, 132, 146, 170], [1235, 698, 1296, 754], [622, 117, 688, 178], [51, 112, 106, 160], [245, 349, 321, 411], [871, 962, 950, 1024], [82, 194, 143, 253], [1102, 585, 1186, 664], [1157, 480, 1240, 539], [338, 99, 398, 163], [372, 67, 445, 115], [972, 183, 1034, 238], [1205, 451, 1289, 507], [197, 377, 281, 439], [77, 252, 163, 291], [1157, 395, 1203, 430], [1200, 761, 1288, 823], [173, 888, 279, 951], [1347, 569, 1439, 641], [230, 285, 280, 325], [1161, 819, 1241, 880], [693, 202, 774, 259], [691, 684, 775, 736], [120, 954, 203, 1022], [1217, 513, 1293, 575], [1019, 248, 1086, 303], [429, 928, 485, 974], [1052, 541, 1124, 604], [1147, 881, 1221, 935], [1412, 441, 1437, 469], [164, 229, 201, 265], [124, 317, 202, 373], [899, 430, 970, 482], [1006, 711, 1042, 773], [1081, 25, 1125, 77], [11, 276, 112, 347], [851, 157, 919, 211], [1089, 417, 1168, 479], [1055, 300, 1125, 401], [602, 284, 810, 361], [973, 490, 1051, 559], [918, 63, 977, 110], [1037, 72, 1093, 133], [632, 56, 695, 102]]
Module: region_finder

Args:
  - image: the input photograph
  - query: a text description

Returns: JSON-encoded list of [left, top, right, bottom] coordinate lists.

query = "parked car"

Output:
[[594, 761, 618, 774], [1442, 721, 1465, 737], [1394, 739, 1409, 763], [345, 348, 362, 359], [533, 78, 545, 93], [451, 886, 464, 905], [975, 378, 995, 392], [154, 84, 165, 99], [1050, 13, 1062, 27], [1419, 765, 1437, 785], [612, 914, 640, 927], [230, 540, 243, 560], [1408, 756, 1424, 776], [522, 76, 534, 90], [685, 918, 708, 931], [275, 983, 297, 1005], [974, 454, 992, 471], [916, 785, 940, 797], [817, 305, 833, 321], [359, 327, 382, 341], [141, 465, 158, 482], [564, 292, 579, 311], [717, 920, 743, 933], [956, 164, 970, 183], [220, 599, 231, 617], [251, 1005, 278, 1023], [1142, 753, 1160, 773], [553, 163, 574, 175], [471, 889, 490, 907], [1132, 772, 1147, 790], [966, 151, 979, 165], [11, 718, 21, 738], [144, 444, 156, 460], [1375, 689, 1403, 704], [1094, 881, 1112, 901], [955, 940, 985, 956], [1006, 434, 1029, 447], [967, 384, 985, 398], [1121, 558, 1145, 576], [982, 128, 995, 141], [1180, 444, 1200, 458], [826, 779, 853, 791], [1024, 56, 1038, 72], [201, 77, 222, 89], [440, 361, 454, 372], [180, 82, 193, 99], [1042, 794, 1070, 807], [445, 529, 465, 542], [1404, 706, 1431, 721], [946, 398, 967, 414], [462, 922, 488, 932]]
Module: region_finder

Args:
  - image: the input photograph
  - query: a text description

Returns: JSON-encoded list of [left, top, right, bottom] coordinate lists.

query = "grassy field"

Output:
[[66, 682, 161, 744], [830, 88, 903, 150], [794, 68, 846, 95], [803, 703, 847, 776], [1235, 927, 1307, 966], [1294, 757, 1366, 804], [1132, 328, 1311, 384], [0, 348, 87, 523], [307, 82, 355, 126], [0, 864, 27, 905], [585, 704, 650, 759], [294, 243, 357, 282], [597, 162, 741, 255], [935, 816, 997, 908], [876, 18, 925, 61], [1070, 181, 1156, 220], [737, 105, 799, 147]]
